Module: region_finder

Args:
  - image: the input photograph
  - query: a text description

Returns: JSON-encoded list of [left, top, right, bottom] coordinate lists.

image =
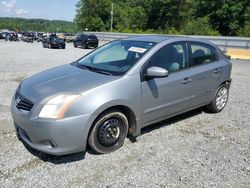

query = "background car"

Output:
[[73, 34, 98, 49], [0, 32, 4, 39], [22, 32, 34, 43], [42, 37, 66, 49]]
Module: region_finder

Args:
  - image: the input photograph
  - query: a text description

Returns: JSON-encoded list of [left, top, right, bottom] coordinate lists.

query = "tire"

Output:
[[88, 110, 129, 154], [206, 84, 229, 113]]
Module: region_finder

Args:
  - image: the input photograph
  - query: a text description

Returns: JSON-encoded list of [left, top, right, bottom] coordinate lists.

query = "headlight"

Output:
[[39, 94, 81, 119]]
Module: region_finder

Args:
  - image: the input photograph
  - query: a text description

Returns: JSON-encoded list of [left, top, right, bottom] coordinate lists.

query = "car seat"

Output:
[[155, 46, 180, 72], [192, 49, 206, 65]]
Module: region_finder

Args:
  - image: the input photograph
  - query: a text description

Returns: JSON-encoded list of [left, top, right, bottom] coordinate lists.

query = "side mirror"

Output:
[[145, 66, 168, 79]]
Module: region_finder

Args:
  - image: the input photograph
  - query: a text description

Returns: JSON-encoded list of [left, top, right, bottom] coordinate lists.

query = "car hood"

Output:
[[19, 64, 119, 103]]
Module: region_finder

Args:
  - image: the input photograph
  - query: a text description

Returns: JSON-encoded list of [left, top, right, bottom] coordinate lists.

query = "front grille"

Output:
[[15, 91, 34, 111]]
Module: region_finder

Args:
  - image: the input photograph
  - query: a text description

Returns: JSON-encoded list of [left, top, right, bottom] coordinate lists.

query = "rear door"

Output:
[[188, 42, 222, 108], [141, 42, 193, 125]]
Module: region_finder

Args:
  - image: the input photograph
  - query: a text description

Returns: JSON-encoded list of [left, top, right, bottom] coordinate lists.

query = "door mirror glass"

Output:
[[146, 66, 168, 78]]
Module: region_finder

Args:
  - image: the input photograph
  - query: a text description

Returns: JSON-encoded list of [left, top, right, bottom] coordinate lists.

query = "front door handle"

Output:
[[182, 78, 192, 84]]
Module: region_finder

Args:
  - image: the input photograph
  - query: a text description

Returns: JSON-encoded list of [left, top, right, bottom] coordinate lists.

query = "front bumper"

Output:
[[51, 43, 65, 48], [11, 98, 91, 155]]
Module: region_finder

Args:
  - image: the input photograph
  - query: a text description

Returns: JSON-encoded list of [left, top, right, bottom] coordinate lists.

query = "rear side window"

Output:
[[190, 42, 218, 66]]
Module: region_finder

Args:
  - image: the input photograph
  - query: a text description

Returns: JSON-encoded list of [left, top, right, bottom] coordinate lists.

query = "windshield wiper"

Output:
[[92, 67, 113, 76], [75, 62, 91, 70], [75, 62, 112, 76]]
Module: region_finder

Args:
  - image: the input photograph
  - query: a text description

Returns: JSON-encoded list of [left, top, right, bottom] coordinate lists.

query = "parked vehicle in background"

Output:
[[22, 32, 34, 43], [0, 32, 4, 39], [64, 33, 76, 43], [73, 34, 98, 49], [23, 36, 33, 43], [11, 36, 232, 156], [37, 36, 47, 42], [42, 37, 66, 49], [4, 32, 19, 41]]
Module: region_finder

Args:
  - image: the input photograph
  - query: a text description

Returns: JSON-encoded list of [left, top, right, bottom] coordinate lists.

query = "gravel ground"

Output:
[[0, 40, 249, 187]]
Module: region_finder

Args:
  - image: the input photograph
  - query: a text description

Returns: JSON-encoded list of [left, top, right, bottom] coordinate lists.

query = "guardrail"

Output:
[[85, 32, 250, 51]]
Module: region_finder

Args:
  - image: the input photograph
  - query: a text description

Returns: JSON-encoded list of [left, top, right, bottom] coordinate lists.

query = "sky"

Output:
[[0, 0, 79, 21]]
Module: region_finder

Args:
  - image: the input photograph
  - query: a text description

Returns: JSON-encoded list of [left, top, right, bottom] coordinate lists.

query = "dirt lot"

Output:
[[0, 40, 249, 187]]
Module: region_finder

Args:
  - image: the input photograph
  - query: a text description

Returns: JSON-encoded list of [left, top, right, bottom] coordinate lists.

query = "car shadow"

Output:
[[140, 107, 205, 136], [19, 107, 205, 164]]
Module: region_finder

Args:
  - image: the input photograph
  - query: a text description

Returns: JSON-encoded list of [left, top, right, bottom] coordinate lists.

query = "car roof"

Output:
[[122, 35, 215, 47], [122, 35, 172, 43]]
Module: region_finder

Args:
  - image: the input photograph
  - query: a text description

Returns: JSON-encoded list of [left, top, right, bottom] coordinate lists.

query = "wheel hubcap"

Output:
[[98, 118, 122, 147], [216, 87, 228, 110]]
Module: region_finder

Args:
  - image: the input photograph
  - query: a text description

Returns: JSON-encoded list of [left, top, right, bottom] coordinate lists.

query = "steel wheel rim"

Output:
[[97, 118, 122, 147], [216, 87, 228, 110]]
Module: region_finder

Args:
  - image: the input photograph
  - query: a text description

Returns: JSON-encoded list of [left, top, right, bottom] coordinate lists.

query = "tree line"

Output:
[[74, 0, 250, 36], [0, 1, 249, 36], [0, 17, 77, 33]]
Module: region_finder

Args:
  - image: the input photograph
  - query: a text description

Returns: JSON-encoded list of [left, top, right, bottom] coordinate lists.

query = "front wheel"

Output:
[[88, 110, 129, 154], [206, 84, 229, 113]]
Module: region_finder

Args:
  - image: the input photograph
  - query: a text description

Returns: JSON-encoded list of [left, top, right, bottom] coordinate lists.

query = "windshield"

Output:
[[76, 40, 155, 75]]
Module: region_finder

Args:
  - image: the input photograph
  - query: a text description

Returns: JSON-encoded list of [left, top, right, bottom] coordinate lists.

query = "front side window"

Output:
[[76, 40, 155, 75], [190, 42, 217, 66], [146, 42, 188, 73]]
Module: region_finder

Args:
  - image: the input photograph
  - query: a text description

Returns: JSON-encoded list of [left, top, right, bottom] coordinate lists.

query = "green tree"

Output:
[[191, 0, 250, 36], [74, 0, 111, 31], [0, 17, 76, 33], [143, 0, 190, 32], [238, 22, 250, 37], [183, 17, 220, 36]]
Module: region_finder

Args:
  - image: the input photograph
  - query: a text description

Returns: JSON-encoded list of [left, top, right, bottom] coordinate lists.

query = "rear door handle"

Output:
[[182, 78, 192, 84], [213, 68, 221, 74]]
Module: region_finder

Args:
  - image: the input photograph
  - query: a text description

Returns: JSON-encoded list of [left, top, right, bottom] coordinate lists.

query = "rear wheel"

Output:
[[206, 84, 229, 113], [88, 110, 129, 154]]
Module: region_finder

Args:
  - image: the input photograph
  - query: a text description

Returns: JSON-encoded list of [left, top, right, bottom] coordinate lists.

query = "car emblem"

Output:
[[16, 97, 21, 106]]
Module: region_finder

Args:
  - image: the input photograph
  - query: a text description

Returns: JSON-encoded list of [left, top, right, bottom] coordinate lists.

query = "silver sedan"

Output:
[[11, 36, 232, 155]]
